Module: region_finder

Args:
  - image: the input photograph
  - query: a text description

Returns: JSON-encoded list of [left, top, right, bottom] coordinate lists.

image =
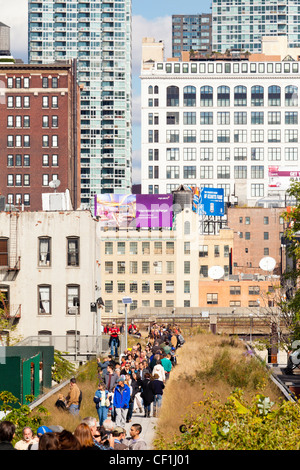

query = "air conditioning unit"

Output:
[[68, 307, 78, 315]]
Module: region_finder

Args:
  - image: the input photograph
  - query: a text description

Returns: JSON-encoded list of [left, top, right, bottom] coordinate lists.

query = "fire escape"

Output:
[[0, 212, 21, 324]]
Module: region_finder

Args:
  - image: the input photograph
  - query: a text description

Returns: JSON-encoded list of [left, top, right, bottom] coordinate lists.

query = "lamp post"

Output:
[[122, 297, 132, 351]]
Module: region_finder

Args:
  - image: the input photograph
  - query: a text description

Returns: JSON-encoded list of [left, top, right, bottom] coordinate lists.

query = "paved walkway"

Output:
[[123, 409, 158, 450]]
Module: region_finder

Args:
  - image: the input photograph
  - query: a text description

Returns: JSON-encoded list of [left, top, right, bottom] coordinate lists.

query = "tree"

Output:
[[0, 291, 18, 345]]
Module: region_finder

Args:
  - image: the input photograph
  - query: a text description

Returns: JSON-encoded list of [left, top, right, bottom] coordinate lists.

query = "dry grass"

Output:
[[155, 332, 283, 445], [36, 361, 100, 433]]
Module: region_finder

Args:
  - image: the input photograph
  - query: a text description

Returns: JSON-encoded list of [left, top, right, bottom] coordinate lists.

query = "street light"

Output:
[[122, 296, 132, 350]]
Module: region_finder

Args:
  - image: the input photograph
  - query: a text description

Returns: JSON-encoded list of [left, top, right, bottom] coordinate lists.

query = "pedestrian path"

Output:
[[124, 410, 158, 450]]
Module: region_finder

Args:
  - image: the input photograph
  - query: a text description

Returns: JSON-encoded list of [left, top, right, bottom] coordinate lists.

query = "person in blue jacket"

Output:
[[93, 383, 111, 426], [113, 377, 131, 428]]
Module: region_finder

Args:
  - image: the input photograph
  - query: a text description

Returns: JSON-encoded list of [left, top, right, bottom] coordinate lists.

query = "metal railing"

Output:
[[16, 334, 125, 359]]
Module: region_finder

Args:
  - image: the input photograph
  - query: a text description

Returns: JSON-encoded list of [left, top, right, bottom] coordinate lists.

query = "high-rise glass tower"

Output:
[[28, 0, 132, 208], [172, 14, 212, 58], [212, 0, 300, 53]]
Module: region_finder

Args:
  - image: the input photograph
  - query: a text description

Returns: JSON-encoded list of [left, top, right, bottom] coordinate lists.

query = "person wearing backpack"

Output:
[[66, 377, 81, 416]]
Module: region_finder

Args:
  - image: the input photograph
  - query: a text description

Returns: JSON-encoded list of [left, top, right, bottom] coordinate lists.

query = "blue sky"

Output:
[[1, 0, 212, 183]]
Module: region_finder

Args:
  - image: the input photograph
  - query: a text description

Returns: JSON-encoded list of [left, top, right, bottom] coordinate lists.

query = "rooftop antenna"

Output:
[[49, 179, 61, 193]]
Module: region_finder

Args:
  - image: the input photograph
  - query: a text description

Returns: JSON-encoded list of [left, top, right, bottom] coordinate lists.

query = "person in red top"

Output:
[[109, 321, 120, 357]]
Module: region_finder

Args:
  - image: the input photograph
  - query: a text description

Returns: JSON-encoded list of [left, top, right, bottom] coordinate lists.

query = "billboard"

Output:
[[136, 194, 173, 228], [94, 194, 173, 228], [268, 166, 300, 191]]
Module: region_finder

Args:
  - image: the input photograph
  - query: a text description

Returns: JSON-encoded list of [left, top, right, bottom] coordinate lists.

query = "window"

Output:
[[217, 112, 230, 125], [268, 86, 281, 106], [167, 112, 179, 125], [200, 130, 213, 142], [200, 112, 213, 125], [268, 112, 281, 125], [183, 86, 196, 106], [230, 286, 241, 295], [129, 242, 137, 255], [200, 166, 213, 179], [184, 281, 190, 294], [264, 232, 269, 240], [117, 261, 125, 274], [234, 86, 247, 106], [38, 237, 51, 267], [105, 242, 113, 255], [166, 86, 179, 106], [217, 166, 230, 179], [0, 238, 8, 266], [234, 166, 247, 179], [285, 112, 298, 125], [42, 96, 49, 108], [251, 112, 264, 125], [251, 184, 264, 197], [130, 261, 138, 274], [200, 148, 213, 161], [67, 237, 79, 266], [183, 166, 196, 179], [217, 86, 230, 106], [200, 86, 213, 106], [166, 280, 174, 293], [251, 86, 264, 106], [183, 130, 196, 142], [251, 166, 264, 179], [52, 96, 58, 108], [166, 241, 174, 254], [234, 112, 247, 125], [200, 265, 208, 278], [67, 285, 80, 315], [166, 130, 179, 143], [166, 148, 179, 161], [285, 85, 298, 106], [166, 165, 179, 179], [217, 130, 230, 143], [38, 285, 51, 315], [199, 245, 208, 257], [207, 293, 218, 304], [142, 261, 150, 274], [184, 112, 196, 125], [249, 286, 260, 295], [105, 261, 113, 274]]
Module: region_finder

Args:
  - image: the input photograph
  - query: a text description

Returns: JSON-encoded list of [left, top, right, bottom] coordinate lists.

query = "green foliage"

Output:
[[51, 350, 76, 383], [0, 391, 49, 443], [154, 389, 300, 450]]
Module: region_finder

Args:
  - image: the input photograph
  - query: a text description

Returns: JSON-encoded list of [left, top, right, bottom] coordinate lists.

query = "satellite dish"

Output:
[[49, 179, 61, 190], [208, 265, 225, 280], [259, 257, 276, 272]]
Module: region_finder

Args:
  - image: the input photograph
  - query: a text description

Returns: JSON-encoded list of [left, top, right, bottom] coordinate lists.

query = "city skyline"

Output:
[[0, 0, 211, 186]]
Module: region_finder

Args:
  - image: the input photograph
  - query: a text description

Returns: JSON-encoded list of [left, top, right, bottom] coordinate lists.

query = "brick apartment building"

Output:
[[227, 206, 286, 276], [0, 62, 81, 210]]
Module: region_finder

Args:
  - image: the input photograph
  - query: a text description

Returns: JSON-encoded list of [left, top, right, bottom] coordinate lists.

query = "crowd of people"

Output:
[[0, 321, 184, 451]]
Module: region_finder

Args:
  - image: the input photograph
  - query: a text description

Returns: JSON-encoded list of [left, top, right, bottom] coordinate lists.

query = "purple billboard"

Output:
[[94, 193, 173, 228], [136, 194, 173, 228]]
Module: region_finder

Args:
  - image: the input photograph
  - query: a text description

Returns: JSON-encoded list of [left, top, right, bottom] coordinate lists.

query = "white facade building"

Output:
[[141, 56, 300, 206], [0, 210, 100, 339]]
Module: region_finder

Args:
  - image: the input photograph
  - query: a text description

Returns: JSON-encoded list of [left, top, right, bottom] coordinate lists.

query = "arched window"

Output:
[[200, 86, 213, 107], [154, 85, 159, 94], [251, 86, 264, 106], [148, 85, 153, 94], [184, 221, 190, 235], [217, 86, 230, 106], [285, 85, 298, 106], [268, 86, 281, 106], [183, 86, 196, 106], [234, 86, 247, 106], [166, 86, 179, 106]]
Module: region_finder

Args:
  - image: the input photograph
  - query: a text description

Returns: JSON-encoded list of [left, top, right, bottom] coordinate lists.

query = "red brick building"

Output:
[[0, 62, 81, 210]]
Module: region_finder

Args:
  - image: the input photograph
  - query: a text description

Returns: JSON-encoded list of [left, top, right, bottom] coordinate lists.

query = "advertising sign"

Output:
[[136, 194, 173, 228], [94, 194, 173, 228], [199, 187, 225, 217], [268, 166, 300, 191]]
